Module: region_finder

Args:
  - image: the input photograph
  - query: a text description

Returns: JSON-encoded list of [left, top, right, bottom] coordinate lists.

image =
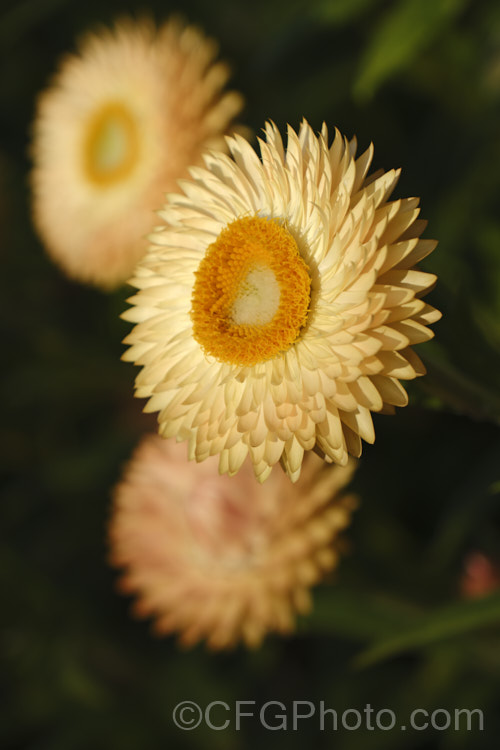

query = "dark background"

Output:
[[2, 0, 500, 747]]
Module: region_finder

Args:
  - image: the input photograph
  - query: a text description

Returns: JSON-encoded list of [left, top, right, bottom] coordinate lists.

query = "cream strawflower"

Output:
[[123, 120, 441, 481], [109, 434, 356, 649], [31, 17, 243, 288]]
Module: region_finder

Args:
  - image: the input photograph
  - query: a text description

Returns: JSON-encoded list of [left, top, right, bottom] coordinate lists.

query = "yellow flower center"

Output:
[[83, 101, 140, 186], [190, 216, 311, 367]]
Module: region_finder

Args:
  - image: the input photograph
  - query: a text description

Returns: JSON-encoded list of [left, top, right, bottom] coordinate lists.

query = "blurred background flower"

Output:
[[109, 435, 356, 649], [460, 552, 500, 599], [30, 16, 243, 288], [3, 0, 500, 748]]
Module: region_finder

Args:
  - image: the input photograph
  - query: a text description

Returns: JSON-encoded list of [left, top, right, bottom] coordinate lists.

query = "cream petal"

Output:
[[378, 238, 419, 275], [339, 406, 375, 444], [352, 142, 374, 193], [342, 424, 362, 457], [317, 404, 345, 448], [390, 319, 434, 345], [379, 206, 420, 245], [413, 303, 442, 325], [249, 409, 269, 447], [377, 350, 419, 379], [399, 218, 428, 241], [370, 375, 409, 407], [264, 436, 286, 466], [384, 298, 425, 323], [378, 268, 437, 294], [227, 442, 249, 475], [371, 324, 411, 351], [238, 410, 260, 432], [349, 376, 384, 411]]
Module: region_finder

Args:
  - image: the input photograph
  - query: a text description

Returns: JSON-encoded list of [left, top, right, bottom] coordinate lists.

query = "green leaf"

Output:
[[355, 593, 500, 668], [354, 0, 468, 99], [300, 586, 421, 640]]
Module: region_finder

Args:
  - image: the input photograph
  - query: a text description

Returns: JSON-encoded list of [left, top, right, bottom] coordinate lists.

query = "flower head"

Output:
[[123, 120, 440, 481], [31, 17, 243, 288], [109, 434, 356, 649]]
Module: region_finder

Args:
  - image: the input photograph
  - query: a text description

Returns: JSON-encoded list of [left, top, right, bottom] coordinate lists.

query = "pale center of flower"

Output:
[[230, 264, 281, 325], [190, 215, 311, 367], [83, 101, 139, 186], [186, 476, 266, 570]]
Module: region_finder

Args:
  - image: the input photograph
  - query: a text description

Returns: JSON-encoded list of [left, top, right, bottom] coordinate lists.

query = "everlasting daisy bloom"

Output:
[[123, 120, 441, 481], [31, 17, 243, 288], [109, 434, 356, 649]]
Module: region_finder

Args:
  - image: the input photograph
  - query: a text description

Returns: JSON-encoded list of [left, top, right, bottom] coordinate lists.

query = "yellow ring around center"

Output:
[[83, 101, 140, 187], [190, 215, 311, 367]]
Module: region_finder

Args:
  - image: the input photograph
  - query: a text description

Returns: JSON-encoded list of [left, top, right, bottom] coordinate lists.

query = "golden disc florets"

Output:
[[83, 101, 140, 186], [190, 215, 311, 366]]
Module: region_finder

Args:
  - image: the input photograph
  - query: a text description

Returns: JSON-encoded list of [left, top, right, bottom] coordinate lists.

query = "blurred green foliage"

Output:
[[2, 0, 500, 748], [352, 0, 468, 100]]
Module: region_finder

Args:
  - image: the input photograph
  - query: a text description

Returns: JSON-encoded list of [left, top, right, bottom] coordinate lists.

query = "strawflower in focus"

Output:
[[31, 17, 243, 288], [123, 120, 441, 481], [109, 434, 357, 649]]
